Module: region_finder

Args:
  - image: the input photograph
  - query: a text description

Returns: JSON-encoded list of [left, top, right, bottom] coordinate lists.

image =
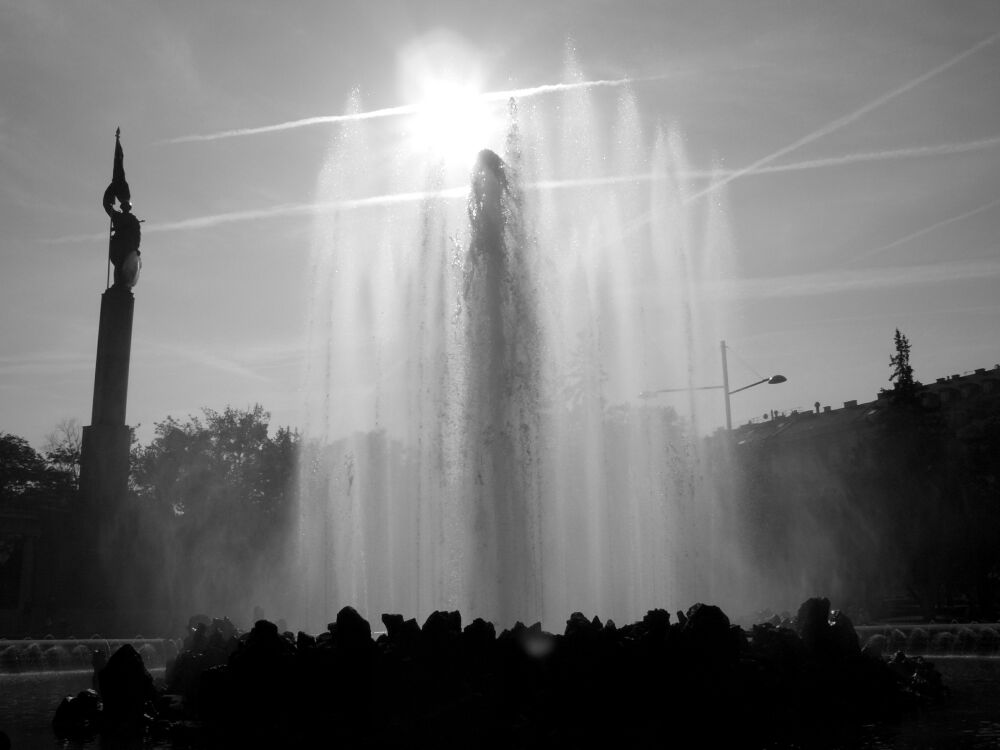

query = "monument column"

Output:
[[79, 285, 134, 509], [78, 129, 143, 628]]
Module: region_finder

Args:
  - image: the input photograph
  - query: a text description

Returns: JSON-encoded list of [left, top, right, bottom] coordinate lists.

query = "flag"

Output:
[[103, 127, 131, 211]]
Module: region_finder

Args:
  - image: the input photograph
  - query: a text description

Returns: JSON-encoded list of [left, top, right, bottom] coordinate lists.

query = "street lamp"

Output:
[[639, 340, 787, 431]]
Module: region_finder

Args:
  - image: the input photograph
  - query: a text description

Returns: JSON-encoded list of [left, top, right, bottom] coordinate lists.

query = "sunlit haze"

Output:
[[1, 1, 999, 448]]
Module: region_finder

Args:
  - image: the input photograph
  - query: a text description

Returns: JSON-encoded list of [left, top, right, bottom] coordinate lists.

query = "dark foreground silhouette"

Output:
[[54, 597, 945, 748]]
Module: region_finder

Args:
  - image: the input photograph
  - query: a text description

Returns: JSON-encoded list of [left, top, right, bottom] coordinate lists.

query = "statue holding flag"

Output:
[[102, 128, 142, 289]]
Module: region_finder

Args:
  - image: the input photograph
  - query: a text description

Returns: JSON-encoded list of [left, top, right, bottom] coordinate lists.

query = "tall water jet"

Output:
[[294, 81, 737, 631], [462, 148, 542, 624]]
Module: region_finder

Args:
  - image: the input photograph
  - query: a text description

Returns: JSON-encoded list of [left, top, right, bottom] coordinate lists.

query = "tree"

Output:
[[0, 432, 48, 500], [132, 405, 297, 519], [888, 328, 917, 405], [43, 418, 82, 492], [129, 405, 300, 614]]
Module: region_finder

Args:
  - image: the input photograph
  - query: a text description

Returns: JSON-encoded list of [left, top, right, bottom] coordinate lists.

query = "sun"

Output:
[[398, 31, 499, 168], [409, 80, 496, 167]]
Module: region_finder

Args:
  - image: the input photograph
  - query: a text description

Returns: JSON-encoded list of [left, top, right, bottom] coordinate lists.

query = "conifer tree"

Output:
[[888, 328, 917, 404]]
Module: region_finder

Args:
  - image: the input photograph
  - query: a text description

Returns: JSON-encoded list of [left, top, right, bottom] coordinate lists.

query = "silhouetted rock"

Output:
[[98, 644, 157, 730], [564, 611, 599, 641], [683, 602, 730, 639], [84, 598, 945, 746], [188, 613, 211, 631], [643, 608, 671, 635], [197, 663, 233, 720], [888, 651, 946, 703], [381, 612, 404, 638], [52, 689, 101, 738], [463, 616, 496, 643], [682, 602, 741, 668], [422, 609, 461, 650], [828, 610, 860, 658], [221, 618, 296, 729], [794, 596, 831, 654], [334, 606, 371, 648], [751, 621, 804, 667]]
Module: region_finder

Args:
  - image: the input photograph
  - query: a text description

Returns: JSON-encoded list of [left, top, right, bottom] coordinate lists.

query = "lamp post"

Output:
[[639, 340, 787, 431]]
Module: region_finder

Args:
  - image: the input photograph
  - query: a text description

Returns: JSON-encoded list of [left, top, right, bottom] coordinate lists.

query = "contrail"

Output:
[[530, 135, 1000, 189], [145, 187, 467, 232], [44, 175, 672, 243], [164, 77, 639, 144], [741, 135, 1000, 175], [535, 135, 1000, 187], [849, 196, 1000, 264], [531, 174, 666, 190], [687, 30, 1000, 200], [49, 132, 999, 244], [490, 135, 1000, 190], [715, 257, 1000, 300], [45, 174, 678, 243], [42, 188, 470, 243]]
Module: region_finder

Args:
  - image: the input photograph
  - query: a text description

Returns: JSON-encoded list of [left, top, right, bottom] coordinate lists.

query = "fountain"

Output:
[[293, 71, 738, 631]]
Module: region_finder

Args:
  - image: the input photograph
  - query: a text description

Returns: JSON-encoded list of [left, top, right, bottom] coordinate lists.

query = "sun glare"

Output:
[[398, 31, 498, 168], [411, 80, 495, 166]]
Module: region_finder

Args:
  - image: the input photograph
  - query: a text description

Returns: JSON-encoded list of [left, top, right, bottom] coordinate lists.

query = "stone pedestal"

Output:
[[80, 424, 131, 511], [89, 286, 134, 427], [80, 286, 133, 510], [78, 286, 135, 622]]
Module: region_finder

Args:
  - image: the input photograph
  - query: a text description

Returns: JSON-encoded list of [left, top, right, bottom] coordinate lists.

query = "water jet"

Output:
[[296, 79, 737, 631]]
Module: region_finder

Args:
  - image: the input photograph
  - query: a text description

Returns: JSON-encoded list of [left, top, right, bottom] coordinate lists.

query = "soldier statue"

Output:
[[102, 128, 142, 289]]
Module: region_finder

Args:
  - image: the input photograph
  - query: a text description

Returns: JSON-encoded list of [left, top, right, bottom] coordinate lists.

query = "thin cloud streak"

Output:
[[45, 133, 999, 244], [532, 134, 1000, 184], [687, 31, 1000, 201], [164, 77, 639, 144], [134, 340, 275, 383], [714, 258, 1000, 300], [849, 196, 1000, 263], [0, 351, 92, 378], [531, 174, 665, 190], [47, 177, 669, 242], [43, 188, 470, 243], [746, 135, 1000, 175]]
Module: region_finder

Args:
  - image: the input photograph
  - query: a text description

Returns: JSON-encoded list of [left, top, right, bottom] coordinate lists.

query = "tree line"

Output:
[[3, 406, 298, 518], [1, 419, 83, 501], [1, 406, 300, 625]]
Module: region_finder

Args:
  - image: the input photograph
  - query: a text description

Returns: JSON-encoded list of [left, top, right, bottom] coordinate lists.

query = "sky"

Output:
[[1, 0, 999, 448]]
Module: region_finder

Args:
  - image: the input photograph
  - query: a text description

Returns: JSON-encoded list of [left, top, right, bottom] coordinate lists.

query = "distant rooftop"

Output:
[[733, 363, 1000, 445]]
